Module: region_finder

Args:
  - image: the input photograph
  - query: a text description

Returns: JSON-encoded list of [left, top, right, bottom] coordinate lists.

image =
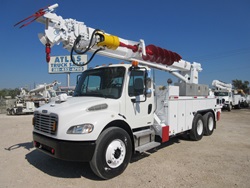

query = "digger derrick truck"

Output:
[[7, 81, 58, 115], [16, 4, 221, 179], [212, 80, 247, 111], [212, 80, 234, 111]]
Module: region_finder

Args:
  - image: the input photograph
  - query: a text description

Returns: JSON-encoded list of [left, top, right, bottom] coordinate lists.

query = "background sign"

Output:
[[48, 55, 87, 74]]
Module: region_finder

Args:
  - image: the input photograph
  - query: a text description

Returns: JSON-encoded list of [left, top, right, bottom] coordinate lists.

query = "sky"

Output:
[[0, 0, 249, 90]]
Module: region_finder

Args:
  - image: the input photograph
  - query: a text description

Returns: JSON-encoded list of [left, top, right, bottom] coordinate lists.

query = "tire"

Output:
[[190, 114, 204, 141], [90, 127, 132, 179], [244, 101, 249, 108], [227, 104, 232, 111], [203, 112, 215, 136], [10, 109, 14, 115], [237, 102, 241, 109]]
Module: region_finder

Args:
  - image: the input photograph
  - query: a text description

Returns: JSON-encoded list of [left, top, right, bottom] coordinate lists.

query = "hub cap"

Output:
[[208, 117, 214, 131], [197, 119, 203, 135], [105, 139, 126, 168]]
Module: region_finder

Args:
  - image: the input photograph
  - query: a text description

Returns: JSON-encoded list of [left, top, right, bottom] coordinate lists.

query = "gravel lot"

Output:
[[1, 108, 250, 188]]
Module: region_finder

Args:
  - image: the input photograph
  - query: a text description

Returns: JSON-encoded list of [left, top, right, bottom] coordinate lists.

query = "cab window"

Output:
[[128, 70, 145, 96]]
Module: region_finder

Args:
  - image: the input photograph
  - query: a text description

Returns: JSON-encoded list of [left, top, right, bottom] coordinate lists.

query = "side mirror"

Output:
[[76, 74, 81, 85], [146, 88, 152, 97], [145, 70, 152, 97]]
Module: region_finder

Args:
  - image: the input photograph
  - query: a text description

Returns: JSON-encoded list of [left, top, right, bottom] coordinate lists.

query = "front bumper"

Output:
[[33, 132, 96, 162], [222, 104, 229, 108]]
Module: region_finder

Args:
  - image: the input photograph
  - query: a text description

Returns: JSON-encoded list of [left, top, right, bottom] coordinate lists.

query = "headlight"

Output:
[[67, 124, 94, 134]]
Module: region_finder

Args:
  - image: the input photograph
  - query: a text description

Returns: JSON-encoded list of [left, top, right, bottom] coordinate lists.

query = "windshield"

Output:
[[214, 92, 229, 97], [74, 67, 125, 99]]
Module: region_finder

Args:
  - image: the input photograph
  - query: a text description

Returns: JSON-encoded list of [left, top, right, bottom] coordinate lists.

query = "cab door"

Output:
[[125, 68, 154, 129]]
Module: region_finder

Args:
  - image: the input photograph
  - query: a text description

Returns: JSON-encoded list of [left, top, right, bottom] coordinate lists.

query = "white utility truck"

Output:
[[212, 80, 247, 111], [7, 81, 58, 115], [16, 4, 222, 179]]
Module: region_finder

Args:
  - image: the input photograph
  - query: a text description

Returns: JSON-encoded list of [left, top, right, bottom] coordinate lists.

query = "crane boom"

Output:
[[212, 80, 232, 91], [15, 3, 202, 84], [29, 80, 58, 93]]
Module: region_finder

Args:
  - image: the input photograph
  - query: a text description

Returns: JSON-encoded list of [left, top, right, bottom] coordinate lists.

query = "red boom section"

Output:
[[142, 45, 182, 66], [119, 42, 182, 66]]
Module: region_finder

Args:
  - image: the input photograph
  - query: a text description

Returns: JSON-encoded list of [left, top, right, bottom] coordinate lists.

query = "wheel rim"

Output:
[[208, 117, 214, 131], [105, 139, 126, 168], [197, 119, 203, 135]]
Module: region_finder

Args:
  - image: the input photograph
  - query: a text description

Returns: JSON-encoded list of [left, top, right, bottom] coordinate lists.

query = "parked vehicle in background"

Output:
[[212, 80, 248, 111], [7, 81, 59, 115]]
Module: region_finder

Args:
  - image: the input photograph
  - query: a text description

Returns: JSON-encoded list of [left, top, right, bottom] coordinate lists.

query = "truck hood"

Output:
[[37, 96, 119, 116]]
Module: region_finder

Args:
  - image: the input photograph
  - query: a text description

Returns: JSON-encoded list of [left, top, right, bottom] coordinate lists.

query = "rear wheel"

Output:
[[190, 114, 204, 141], [90, 127, 132, 179], [243, 101, 249, 108], [203, 112, 215, 136]]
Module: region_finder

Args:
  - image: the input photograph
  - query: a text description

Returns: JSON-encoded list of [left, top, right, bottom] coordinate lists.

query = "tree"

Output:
[[0, 88, 21, 99], [232, 79, 249, 94]]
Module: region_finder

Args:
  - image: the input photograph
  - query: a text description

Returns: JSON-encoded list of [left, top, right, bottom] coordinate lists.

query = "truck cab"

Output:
[[214, 90, 233, 111]]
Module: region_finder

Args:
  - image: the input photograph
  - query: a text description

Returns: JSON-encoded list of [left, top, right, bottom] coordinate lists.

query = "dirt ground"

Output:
[[0, 108, 250, 188]]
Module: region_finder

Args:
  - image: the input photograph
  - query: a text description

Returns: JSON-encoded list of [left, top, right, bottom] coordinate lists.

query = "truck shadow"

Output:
[[131, 135, 184, 162], [25, 150, 101, 180], [24, 135, 186, 180], [4, 141, 34, 151], [4, 141, 100, 180]]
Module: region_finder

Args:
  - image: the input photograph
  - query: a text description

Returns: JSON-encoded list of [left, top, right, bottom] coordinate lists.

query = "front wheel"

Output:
[[10, 109, 14, 115], [90, 127, 132, 179], [227, 104, 232, 111]]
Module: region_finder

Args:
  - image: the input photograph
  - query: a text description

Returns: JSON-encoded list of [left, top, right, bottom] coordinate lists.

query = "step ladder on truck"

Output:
[[15, 4, 222, 179]]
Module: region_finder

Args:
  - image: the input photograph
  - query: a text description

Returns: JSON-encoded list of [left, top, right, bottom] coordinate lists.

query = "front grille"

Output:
[[34, 112, 58, 135]]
